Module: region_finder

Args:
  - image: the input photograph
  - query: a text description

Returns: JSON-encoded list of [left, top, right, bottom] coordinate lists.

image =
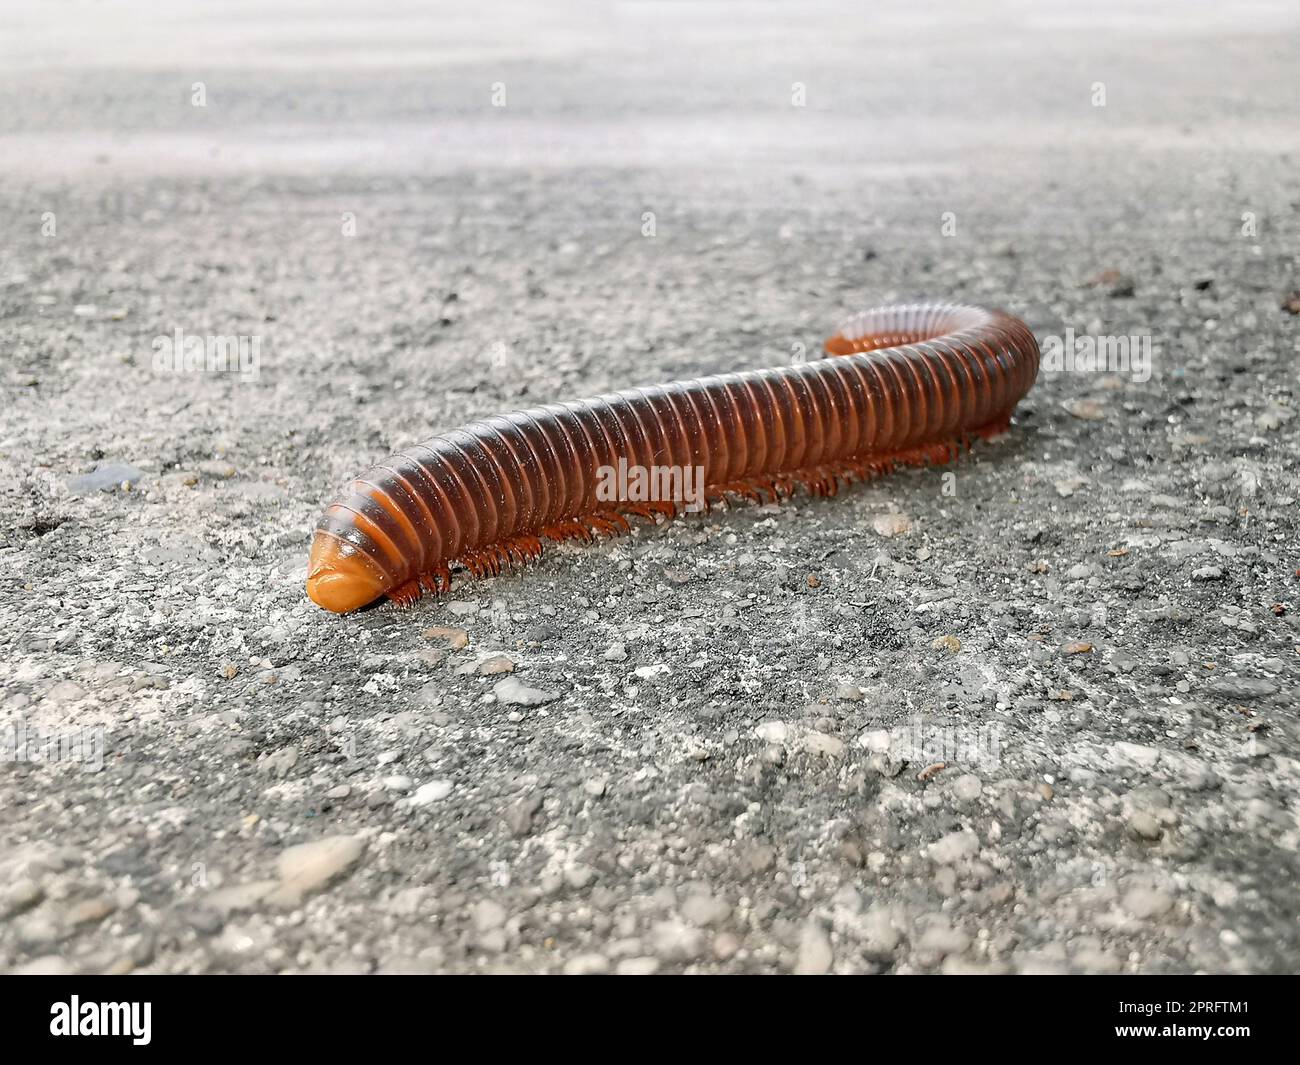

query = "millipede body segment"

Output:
[[306, 302, 1039, 613]]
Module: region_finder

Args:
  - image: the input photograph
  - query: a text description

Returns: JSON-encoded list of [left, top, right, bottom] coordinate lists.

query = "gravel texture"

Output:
[[2, 1, 1298, 975]]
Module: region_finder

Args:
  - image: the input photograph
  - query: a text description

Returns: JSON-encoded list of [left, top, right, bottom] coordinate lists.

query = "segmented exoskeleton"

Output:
[[306, 303, 1039, 613]]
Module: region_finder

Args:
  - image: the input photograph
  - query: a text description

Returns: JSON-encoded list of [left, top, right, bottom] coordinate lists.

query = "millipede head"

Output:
[[305, 531, 394, 614]]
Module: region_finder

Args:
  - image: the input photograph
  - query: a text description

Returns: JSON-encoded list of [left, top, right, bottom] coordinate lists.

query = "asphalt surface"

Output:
[[2, 1, 1298, 974]]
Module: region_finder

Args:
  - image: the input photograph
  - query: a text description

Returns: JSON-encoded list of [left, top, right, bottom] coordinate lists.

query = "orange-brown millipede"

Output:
[[306, 302, 1039, 613]]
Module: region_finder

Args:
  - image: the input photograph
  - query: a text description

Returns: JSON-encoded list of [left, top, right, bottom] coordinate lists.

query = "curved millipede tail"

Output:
[[306, 302, 1039, 613]]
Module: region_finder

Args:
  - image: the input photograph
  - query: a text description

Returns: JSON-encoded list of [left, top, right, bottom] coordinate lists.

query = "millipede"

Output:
[[306, 302, 1039, 613]]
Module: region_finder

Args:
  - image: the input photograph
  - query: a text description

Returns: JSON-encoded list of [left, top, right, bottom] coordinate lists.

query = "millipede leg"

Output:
[[618, 503, 662, 523], [594, 509, 632, 534], [387, 579, 423, 607]]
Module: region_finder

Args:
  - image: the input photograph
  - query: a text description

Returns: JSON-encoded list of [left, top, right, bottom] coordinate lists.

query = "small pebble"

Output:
[[422, 626, 469, 649], [1128, 810, 1163, 840], [493, 676, 560, 706], [409, 780, 454, 805], [928, 830, 979, 864], [1062, 398, 1105, 420], [793, 921, 833, 975], [1123, 887, 1174, 920], [267, 835, 365, 908], [476, 655, 515, 675], [563, 953, 610, 975], [872, 512, 912, 537], [65, 897, 116, 926]]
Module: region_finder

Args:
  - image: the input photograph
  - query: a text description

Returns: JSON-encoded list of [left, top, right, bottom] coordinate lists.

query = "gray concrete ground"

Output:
[[1, 1, 1298, 974]]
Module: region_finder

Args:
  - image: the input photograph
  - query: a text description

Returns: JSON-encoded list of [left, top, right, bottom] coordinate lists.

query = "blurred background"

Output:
[[4, 1, 1298, 183]]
